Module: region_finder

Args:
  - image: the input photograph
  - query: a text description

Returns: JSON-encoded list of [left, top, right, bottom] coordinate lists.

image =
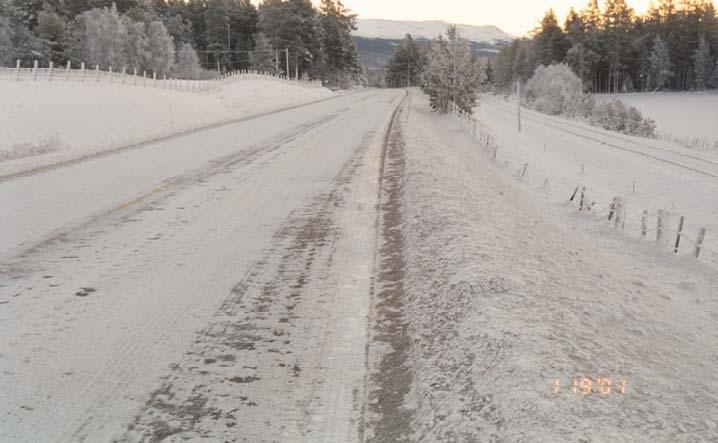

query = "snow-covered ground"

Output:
[[398, 90, 718, 441], [0, 78, 335, 178], [476, 94, 718, 269], [0, 89, 403, 441], [599, 92, 718, 149]]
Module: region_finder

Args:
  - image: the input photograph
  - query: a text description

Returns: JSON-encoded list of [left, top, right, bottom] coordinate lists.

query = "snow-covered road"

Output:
[[3, 86, 716, 443], [0, 89, 404, 441]]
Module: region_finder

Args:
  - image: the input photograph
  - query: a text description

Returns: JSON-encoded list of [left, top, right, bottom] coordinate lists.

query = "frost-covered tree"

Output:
[[423, 26, 487, 114], [120, 15, 149, 72], [68, 7, 174, 74], [710, 60, 718, 89], [649, 36, 673, 90], [589, 99, 655, 136], [250, 32, 277, 73], [174, 42, 202, 78], [525, 64, 584, 117], [36, 7, 67, 63], [74, 5, 125, 69], [145, 20, 175, 75], [692, 35, 712, 90], [0, 17, 13, 66]]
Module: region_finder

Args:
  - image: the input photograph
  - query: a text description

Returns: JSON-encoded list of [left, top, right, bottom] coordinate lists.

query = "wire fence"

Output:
[[448, 101, 714, 264], [0, 60, 324, 92], [655, 130, 718, 152]]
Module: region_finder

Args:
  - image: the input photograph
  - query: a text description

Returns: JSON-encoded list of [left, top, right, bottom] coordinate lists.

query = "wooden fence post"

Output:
[[674, 216, 685, 253], [133, 68, 137, 85], [81, 62, 85, 82], [109, 66, 113, 83], [65, 61, 70, 80], [95, 64, 99, 82], [569, 185, 579, 202], [16, 59, 20, 81], [608, 197, 616, 221], [641, 210, 648, 237], [48, 61, 54, 81], [694, 228, 706, 258], [32, 60, 38, 81], [657, 209, 666, 243], [614, 197, 625, 229], [122, 66, 126, 84], [153, 71, 156, 87]]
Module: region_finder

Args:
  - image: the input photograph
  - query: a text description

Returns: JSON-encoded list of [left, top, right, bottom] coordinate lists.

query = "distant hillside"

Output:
[[353, 19, 512, 72], [354, 19, 513, 44], [355, 37, 508, 72]]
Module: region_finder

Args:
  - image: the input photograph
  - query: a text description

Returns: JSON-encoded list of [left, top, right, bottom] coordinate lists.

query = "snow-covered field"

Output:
[[476, 94, 718, 269], [599, 92, 718, 149], [0, 78, 335, 177]]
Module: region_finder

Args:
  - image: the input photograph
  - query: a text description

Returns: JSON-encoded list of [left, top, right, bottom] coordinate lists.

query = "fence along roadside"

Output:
[[447, 100, 712, 263], [1, 59, 324, 92]]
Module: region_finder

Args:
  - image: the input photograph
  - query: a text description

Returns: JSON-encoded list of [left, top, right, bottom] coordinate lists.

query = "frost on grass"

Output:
[[0, 135, 64, 162]]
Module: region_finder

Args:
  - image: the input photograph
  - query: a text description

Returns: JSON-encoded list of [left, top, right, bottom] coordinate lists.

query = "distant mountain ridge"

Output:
[[354, 19, 514, 44]]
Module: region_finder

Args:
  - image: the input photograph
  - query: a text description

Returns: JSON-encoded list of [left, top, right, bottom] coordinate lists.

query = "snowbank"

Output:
[[0, 79, 334, 177], [599, 92, 718, 149], [399, 91, 718, 441]]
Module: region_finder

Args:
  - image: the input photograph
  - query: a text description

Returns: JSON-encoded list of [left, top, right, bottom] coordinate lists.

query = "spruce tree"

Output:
[[692, 35, 712, 90], [533, 10, 568, 67], [423, 26, 487, 114], [250, 32, 277, 73], [36, 7, 67, 63], [318, 0, 359, 86], [385, 34, 424, 88], [649, 35, 673, 90]]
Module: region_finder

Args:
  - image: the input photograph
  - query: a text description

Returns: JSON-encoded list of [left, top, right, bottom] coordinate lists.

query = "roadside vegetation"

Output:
[[0, 0, 361, 87], [493, 0, 718, 93]]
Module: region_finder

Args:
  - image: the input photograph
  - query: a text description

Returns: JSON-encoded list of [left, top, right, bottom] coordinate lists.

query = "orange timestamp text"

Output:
[[552, 377, 627, 397]]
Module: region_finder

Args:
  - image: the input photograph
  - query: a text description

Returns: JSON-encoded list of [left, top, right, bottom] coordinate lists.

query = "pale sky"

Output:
[[339, 0, 655, 36]]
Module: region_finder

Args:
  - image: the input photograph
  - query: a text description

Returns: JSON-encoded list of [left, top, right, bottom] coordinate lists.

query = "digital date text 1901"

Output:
[[552, 378, 627, 397]]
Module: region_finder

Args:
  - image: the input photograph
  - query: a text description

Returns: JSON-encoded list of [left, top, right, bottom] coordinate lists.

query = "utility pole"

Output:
[[407, 57, 411, 88], [285, 48, 290, 79], [517, 81, 522, 132], [226, 24, 231, 69]]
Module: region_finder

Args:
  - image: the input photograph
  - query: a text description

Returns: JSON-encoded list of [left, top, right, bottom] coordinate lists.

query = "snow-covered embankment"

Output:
[[397, 91, 718, 441], [0, 78, 334, 177]]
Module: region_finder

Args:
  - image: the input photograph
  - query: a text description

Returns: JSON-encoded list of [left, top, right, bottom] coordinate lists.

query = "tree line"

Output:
[[494, 0, 718, 92], [0, 0, 361, 85]]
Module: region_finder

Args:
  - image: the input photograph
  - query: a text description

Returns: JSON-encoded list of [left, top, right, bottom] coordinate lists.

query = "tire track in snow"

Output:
[[26, 114, 344, 443], [125, 130, 373, 441], [362, 91, 414, 443]]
